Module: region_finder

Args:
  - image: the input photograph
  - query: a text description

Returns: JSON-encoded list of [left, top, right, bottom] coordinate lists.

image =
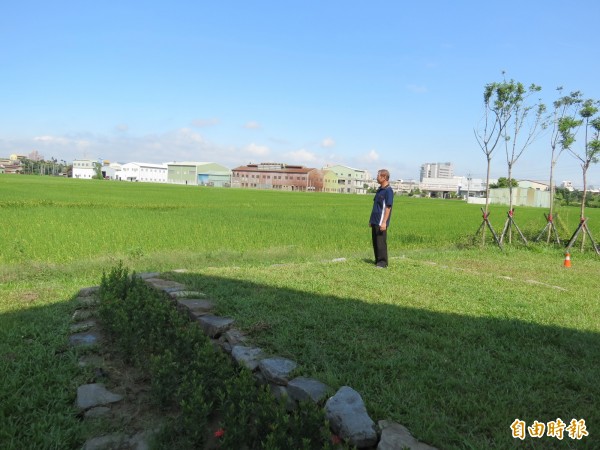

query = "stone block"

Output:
[[144, 278, 186, 293], [169, 290, 206, 299], [258, 357, 297, 385], [224, 329, 248, 345], [70, 320, 96, 333], [325, 386, 377, 448], [177, 299, 214, 318], [72, 309, 95, 321], [231, 345, 264, 371], [69, 331, 101, 347], [135, 272, 161, 280], [287, 376, 330, 403], [197, 315, 235, 337], [77, 296, 100, 307], [76, 383, 123, 410], [377, 420, 438, 450], [78, 286, 100, 297]]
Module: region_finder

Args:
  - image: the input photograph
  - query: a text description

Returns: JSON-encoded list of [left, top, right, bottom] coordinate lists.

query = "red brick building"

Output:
[[231, 163, 325, 192]]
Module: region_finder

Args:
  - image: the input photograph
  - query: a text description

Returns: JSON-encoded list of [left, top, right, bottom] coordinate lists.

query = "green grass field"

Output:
[[1, 175, 599, 449]]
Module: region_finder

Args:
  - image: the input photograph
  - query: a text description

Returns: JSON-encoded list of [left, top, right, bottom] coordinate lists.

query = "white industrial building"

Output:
[[117, 162, 168, 183]]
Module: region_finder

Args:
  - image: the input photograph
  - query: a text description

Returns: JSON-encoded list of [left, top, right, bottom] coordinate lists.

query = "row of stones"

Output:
[[143, 272, 438, 450], [69, 287, 155, 450]]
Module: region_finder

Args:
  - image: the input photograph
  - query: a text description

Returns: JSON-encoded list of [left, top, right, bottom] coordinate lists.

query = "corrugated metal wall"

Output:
[[489, 188, 550, 208]]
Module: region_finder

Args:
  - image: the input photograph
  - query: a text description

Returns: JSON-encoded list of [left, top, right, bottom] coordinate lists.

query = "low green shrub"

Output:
[[98, 263, 342, 449], [216, 369, 336, 450]]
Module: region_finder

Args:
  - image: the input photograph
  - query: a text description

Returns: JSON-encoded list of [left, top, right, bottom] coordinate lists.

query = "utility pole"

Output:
[[467, 173, 472, 200]]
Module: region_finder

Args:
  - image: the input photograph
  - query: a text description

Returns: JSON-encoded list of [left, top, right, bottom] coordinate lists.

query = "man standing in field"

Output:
[[369, 169, 394, 268]]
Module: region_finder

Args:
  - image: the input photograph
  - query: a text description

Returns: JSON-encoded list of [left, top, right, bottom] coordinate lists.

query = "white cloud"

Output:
[[34, 135, 91, 149], [320, 137, 335, 148], [16, 130, 225, 165], [173, 128, 204, 144], [34, 135, 69, 144], [244, 121, 261, 130], [245, 143, 270, 156], [115, 124, 129, 133], [286, 148, 318, 164], [358, 149, 379, 163]]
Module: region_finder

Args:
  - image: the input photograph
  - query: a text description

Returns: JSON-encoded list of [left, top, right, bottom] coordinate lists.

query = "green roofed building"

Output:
[[167, 162, 231, 187]]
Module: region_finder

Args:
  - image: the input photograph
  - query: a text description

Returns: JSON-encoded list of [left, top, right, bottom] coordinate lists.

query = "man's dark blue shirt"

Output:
[[369, 185, 393, 227]]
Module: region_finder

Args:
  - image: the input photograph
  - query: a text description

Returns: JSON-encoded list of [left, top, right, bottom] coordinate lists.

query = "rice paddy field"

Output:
[[1, 174, 599, 449]]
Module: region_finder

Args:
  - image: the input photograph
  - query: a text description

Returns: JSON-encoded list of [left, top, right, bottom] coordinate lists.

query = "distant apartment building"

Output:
[[420, 176, 463, 197], [458, 177, 487, 198], [322, 170, 339, 193], [0, 156, 23, 174], [231, 162, 324, 191], [420, 162, 453, 181], [72, 159, 97, 179], [118, 162, 168, 183], [167, 162, 231, 186], [324, 164, 369, 194], [390, 179, 419, 193]]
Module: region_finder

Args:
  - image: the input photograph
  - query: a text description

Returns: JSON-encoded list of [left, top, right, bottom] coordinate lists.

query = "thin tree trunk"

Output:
[[580, 167, 588, 251], [483, 156, 492, 245], [507, 165, 514, 244], [547, 158, 556, 243]]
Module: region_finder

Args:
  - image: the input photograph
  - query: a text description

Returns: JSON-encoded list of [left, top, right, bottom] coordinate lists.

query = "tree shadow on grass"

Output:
[[0, 297, 84, 449], [170, 271, 599, 450]]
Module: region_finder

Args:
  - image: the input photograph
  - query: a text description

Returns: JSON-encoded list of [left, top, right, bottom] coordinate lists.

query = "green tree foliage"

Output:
[[546, 90, 583, 222], [554, 187, 578, 206], [499, 79, 545, 211], [489, 177, 519, 189], [475, 76, 543, 213], [92, 162, 104, 180], [558, 97, 600, 218], [19, 157, 69, 175]]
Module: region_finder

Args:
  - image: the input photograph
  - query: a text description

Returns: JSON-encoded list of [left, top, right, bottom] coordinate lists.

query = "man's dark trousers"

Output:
[[371, 226, 388, 267]]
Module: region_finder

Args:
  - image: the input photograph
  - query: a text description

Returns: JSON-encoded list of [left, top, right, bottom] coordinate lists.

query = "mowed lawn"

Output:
[[1, 175, 599, 449]]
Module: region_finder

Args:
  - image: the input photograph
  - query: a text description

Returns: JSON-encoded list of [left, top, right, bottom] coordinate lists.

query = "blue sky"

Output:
[[2, 0, 600, 186]]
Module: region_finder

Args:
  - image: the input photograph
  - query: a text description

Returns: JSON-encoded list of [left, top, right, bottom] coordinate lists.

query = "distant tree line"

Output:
[[555, 187, 600, 208], [18, 152, 71, 176]]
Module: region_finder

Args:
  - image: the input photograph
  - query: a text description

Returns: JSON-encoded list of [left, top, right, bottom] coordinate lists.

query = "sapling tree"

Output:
[[542, 89, 582, 242], [474, 76, 538, 246], [559, 97, 600, 252], [559, 98, 600, 219], [474, 81, 511, 216], [500, 82, 545, 217]]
